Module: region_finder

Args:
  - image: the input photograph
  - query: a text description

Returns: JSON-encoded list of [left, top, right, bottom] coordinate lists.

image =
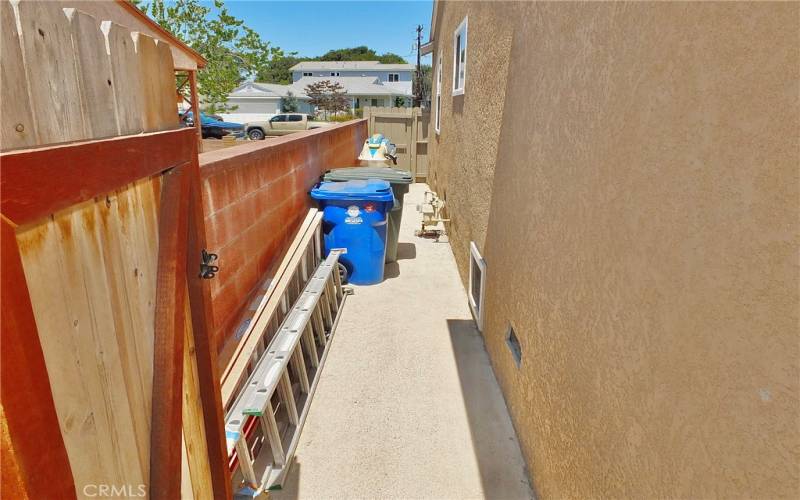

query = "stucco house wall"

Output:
[[426, 1, 799, 498]]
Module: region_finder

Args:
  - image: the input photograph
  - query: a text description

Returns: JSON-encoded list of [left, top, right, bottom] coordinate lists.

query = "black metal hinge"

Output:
[[200, 249, 219, 279]]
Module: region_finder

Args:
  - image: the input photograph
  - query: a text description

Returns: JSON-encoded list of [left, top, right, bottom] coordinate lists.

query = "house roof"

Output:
[[231, 76, 413, 100], [229, 82, 287, 99], [290, 61, 414, 71]]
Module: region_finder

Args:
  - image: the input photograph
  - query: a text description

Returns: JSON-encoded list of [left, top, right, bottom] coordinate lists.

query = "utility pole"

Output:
[[414, 24, 423, 107]]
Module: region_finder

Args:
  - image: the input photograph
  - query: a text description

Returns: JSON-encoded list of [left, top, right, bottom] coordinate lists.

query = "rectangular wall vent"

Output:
[[506, 325, 522, 368]]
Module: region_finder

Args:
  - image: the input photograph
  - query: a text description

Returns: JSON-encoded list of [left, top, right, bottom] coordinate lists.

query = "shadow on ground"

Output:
[[384, 242, 417, 279], [270, 461, 300, 500], [447, 319, 536, 499]]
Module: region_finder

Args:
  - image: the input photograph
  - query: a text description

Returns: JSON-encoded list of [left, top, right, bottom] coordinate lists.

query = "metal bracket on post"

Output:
[[200, 249, 219, 279]]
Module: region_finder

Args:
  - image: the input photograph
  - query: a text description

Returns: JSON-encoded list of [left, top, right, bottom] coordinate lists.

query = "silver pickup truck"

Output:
[[245, 113, 329, 140]]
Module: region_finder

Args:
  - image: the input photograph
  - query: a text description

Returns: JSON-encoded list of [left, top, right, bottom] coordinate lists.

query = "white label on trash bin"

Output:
[[345, 205, 363, 225]]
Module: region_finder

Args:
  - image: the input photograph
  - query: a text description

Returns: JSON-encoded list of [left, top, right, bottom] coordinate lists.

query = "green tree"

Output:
[[143, 0, 282, 113], [281, 91, 299, 113], [317, 46, 407, 64], [256, 53, 303, 84], [305, 80, 349, 120], [394, 96, 405, 107]]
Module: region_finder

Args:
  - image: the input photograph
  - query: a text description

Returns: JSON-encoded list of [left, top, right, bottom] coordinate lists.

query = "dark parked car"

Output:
[[180, 112, 244, 139]]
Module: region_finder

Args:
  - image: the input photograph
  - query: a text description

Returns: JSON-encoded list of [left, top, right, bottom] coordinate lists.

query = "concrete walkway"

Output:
[[273, 184, 533, 500]]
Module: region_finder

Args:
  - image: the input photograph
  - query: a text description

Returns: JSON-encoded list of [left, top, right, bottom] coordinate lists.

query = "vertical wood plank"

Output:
[[155, 39, 179, 128], [17, 212, 116, 492], [181, 290, 213, 498], [135, 32, 168, 132], [150, 165, 191, 500], [1, 218, 75, 499], [119, 178, 161, 392], [103, 21, 144, 135], [65, 9, 117, 139], [0, 0, 36, 150], [188, 69, 202, 151], [97, 186, 154, 482], [180, 433, 194, 500], [186, 164, 234, 498], [16, 0, 86, 143], [69, 199, 146, 486]]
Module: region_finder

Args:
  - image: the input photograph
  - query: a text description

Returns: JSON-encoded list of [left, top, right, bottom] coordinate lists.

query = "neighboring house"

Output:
[[222, 82, 314, 124], [424, 1, 798, 499], [290, 60, 414, 98], [222, 61, 414, 122]]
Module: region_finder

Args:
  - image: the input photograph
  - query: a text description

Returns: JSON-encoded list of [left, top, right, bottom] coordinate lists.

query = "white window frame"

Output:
[[388, 73, 399, 82], [302, 72, 312, 76], [330, 72, 340, 76], [468, 241, 486, 331], [434, 53, 442, 134], [452, 16, 468, 95]]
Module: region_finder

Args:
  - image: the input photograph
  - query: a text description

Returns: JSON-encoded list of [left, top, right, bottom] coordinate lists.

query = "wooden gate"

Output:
[[1, 2, 227, 498], [362, 106, 429, 180]]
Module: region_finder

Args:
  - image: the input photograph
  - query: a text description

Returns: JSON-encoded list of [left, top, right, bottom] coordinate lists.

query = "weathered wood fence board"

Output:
[[0, 1, 225, 498], [362, 106, 429, 180], [0, 1, 35, 149]]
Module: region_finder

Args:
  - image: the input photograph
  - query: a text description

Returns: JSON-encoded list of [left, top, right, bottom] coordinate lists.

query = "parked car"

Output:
[[181, 112, 244, 139], [245, 113, 329, 140]]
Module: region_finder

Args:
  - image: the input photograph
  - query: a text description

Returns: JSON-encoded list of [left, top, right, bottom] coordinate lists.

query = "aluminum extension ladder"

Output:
[[225, 248, 346, 496]]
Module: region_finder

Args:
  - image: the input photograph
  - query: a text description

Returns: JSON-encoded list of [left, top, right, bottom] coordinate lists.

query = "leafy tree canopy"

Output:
[[140, 0, 282, 113], [317, 46, 407, 64], [256, 53, 304, 85]]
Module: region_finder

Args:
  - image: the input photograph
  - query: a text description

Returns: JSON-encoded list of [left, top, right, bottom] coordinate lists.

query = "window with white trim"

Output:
[[452, 17, 467, 95], [330, 72, 340, 76], [303, 72, 312, 76], [434, 53, 442, 134], [468, 242, 485, 331], [388, 73, 399, 82]]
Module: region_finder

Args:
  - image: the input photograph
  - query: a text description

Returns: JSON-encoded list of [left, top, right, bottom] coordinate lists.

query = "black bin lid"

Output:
[[323, 166, 412, 184]]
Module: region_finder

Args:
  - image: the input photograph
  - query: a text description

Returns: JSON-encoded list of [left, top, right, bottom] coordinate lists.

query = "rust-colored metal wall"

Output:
[[427, 1, 799, 497], [199, 121, 367, 355]]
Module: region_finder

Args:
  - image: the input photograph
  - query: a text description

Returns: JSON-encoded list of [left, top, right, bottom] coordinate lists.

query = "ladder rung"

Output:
[[290, 348, 310, 393], [302, 324, 319, 368], [279, 372, 299, 426], [260, 401, 285, 466]]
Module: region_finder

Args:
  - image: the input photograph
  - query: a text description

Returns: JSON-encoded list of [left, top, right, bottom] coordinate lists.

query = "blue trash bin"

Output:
[[310, 179, 394, 285]]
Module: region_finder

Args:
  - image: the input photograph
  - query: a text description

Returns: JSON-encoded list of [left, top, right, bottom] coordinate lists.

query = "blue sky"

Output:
[[223, 0, 433, 62]]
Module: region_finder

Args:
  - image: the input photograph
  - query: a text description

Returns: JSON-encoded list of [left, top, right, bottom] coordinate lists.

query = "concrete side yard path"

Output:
[[273, 183, 534, 500]]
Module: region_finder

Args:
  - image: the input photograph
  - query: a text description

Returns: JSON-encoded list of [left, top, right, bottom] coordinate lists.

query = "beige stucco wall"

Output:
[[427, 1, 800, 498], [427, 1, 514, 283]]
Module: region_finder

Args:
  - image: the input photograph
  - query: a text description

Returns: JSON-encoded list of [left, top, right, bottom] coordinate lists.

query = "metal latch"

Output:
[[200, 249, 219, 279]]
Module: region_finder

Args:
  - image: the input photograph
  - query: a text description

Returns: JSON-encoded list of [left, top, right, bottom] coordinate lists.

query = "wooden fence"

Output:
[[1, 2, 226, 499], [362, 106, 430, 180]]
